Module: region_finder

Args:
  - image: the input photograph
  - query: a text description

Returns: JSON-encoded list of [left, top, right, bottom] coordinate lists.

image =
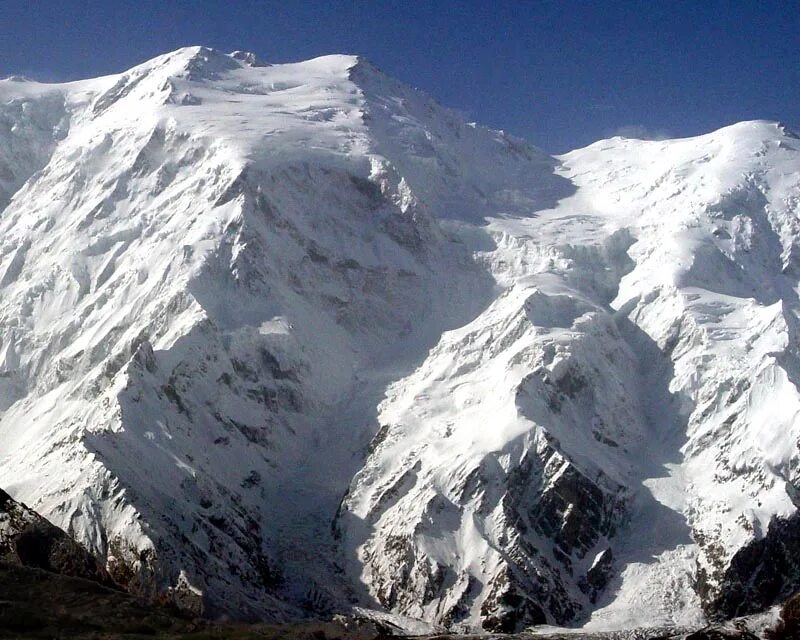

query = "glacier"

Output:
[[0, 46, 799, 633]]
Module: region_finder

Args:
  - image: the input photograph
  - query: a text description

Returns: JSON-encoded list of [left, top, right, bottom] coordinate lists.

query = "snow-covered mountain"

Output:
[[1, 46, 799, 633]]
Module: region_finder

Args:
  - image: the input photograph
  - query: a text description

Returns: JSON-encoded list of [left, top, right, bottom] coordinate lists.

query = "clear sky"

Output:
[[1, 1, 798, 153]]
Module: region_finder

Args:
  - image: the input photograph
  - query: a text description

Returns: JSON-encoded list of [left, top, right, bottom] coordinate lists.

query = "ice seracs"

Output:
[[0, 46, 799, 633], [229, 50, 269, 67]]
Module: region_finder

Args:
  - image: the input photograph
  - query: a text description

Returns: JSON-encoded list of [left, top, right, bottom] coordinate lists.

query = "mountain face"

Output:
[[0, 46, 799, 633]]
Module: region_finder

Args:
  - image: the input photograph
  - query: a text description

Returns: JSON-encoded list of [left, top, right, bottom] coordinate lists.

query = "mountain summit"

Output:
[[1, 47, 799, 633]]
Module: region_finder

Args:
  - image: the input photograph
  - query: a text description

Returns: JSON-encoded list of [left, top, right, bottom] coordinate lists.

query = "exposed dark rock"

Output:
[[497, 437, 626, 623], [230, 50, 269, 68], [766, 591, 800, 640], [0, 488, 113, 587], [704, 509, 800, 619], [480, 566, 547, 633], [580, 548, 614, 603], [681, 629, 759, 640]]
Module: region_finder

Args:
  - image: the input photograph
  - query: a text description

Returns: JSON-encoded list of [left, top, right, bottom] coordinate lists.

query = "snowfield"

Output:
[[0, 46, 799, 633]]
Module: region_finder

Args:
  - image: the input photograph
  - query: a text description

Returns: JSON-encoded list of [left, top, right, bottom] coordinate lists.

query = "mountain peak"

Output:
[[0, 47, 799, 636]]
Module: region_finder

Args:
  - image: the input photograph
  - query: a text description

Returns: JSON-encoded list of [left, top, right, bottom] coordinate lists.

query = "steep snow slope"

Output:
[[1, 47, 800, 633]]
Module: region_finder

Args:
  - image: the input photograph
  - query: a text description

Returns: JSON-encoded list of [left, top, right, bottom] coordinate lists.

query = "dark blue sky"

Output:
[[1, 1, 798, 152]]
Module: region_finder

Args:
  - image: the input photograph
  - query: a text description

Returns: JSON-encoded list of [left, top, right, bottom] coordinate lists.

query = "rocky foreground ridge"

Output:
[[0, 491, 796, 638]]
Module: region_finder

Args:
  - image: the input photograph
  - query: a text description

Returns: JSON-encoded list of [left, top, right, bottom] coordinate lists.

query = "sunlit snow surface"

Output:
[[0, 47, 799, 632]]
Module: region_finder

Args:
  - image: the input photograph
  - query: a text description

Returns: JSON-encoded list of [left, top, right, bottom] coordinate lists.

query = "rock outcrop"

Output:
[[0, 487, 111, 586]]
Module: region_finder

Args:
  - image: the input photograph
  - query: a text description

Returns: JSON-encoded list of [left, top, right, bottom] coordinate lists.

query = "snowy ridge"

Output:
[[341, 120, 800, 631], [0, 47, 799, 632]]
